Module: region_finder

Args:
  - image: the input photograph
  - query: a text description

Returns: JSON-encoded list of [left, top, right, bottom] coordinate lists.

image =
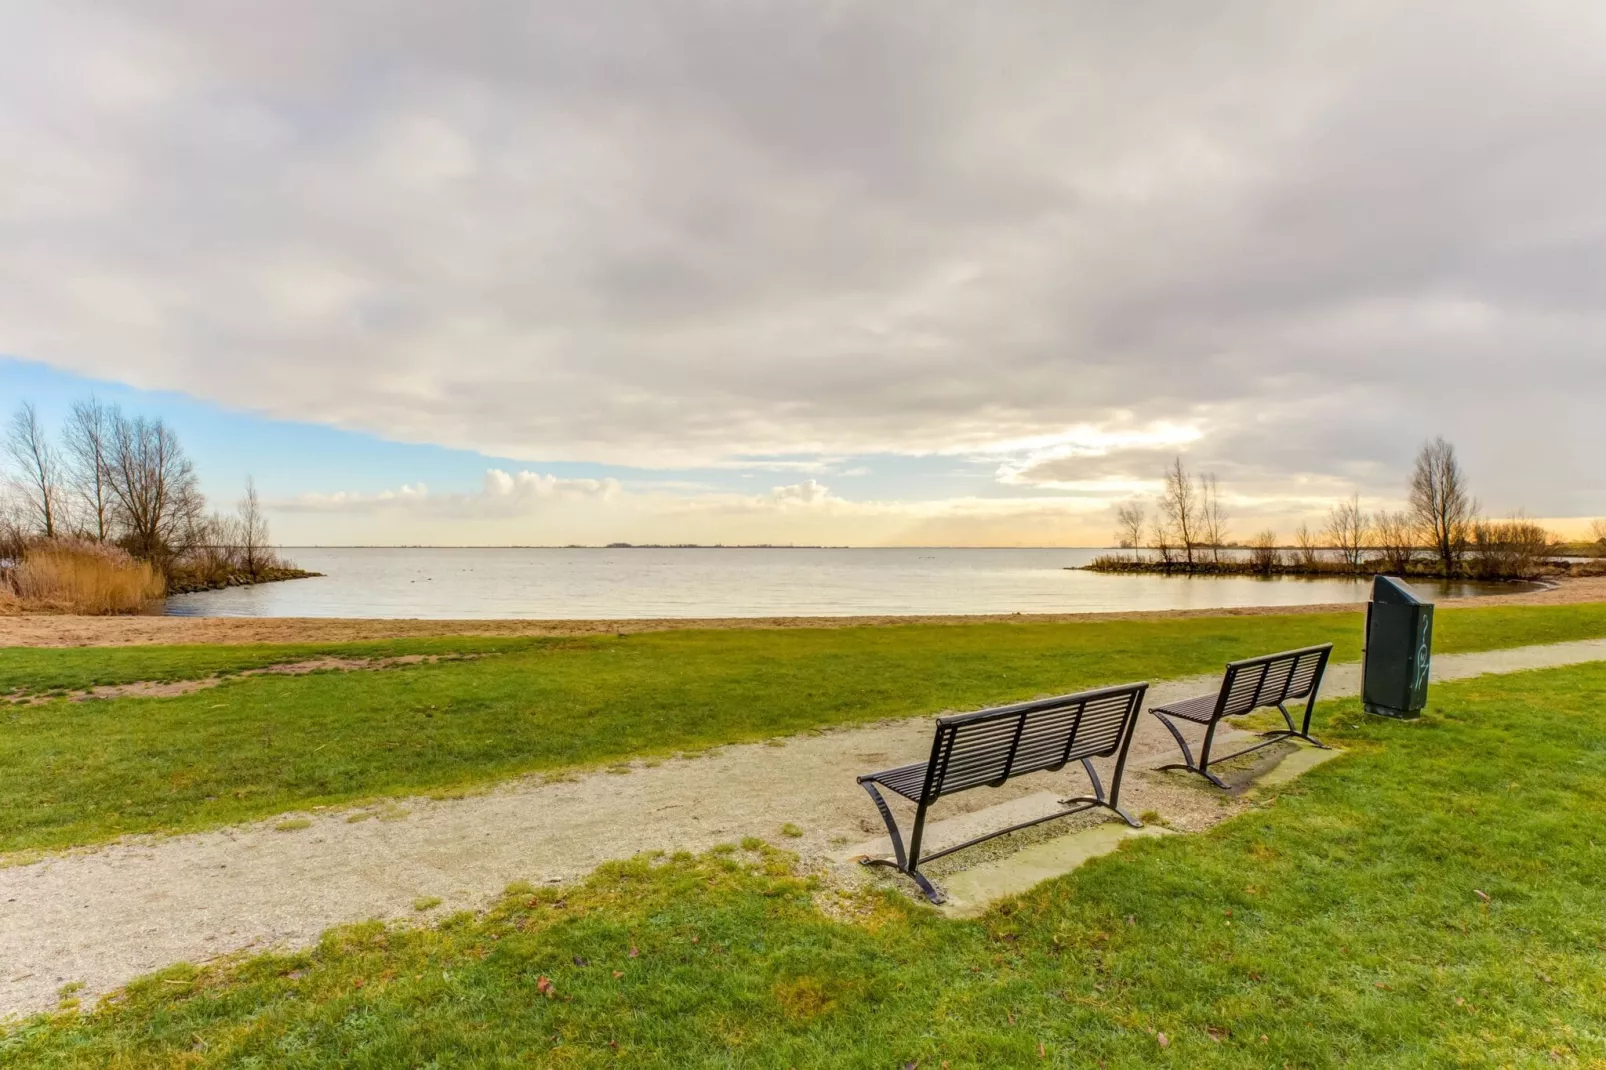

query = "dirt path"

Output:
[[3, 638, 1604, 1020], [1, 576, 1599, 647]]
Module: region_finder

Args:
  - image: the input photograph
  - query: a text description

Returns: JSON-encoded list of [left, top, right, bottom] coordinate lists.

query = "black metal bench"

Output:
[[1150, 644, 1333, 789], [857, 682, 1148, 904]]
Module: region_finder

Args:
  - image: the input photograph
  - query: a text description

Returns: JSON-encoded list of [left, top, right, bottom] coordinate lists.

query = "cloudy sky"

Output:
[[2, 1, 1602, 545]]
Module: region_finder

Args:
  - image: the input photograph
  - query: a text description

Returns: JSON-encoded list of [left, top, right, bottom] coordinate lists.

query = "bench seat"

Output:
[[861, 762, 932, 801], [1148, 694, 1218, 724]]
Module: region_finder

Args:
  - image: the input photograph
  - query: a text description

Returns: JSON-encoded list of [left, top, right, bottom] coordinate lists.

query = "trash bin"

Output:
[[1362, 575, 1434, 719]]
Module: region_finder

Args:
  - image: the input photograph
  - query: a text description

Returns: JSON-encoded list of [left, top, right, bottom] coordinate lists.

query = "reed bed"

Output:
[[3, 540, 165, 615]]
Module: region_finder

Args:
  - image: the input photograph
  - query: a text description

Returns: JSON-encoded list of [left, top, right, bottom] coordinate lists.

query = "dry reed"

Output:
[[6, 540, 166, 614]]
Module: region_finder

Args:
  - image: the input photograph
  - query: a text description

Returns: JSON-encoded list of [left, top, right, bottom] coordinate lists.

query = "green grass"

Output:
[[5, 662, 1604, 1066], [0, 636, 545, 695], [3, 603, 1605, 856]]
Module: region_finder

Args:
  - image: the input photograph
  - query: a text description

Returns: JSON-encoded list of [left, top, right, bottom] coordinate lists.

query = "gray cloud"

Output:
[[3, 1, 1604, 514]]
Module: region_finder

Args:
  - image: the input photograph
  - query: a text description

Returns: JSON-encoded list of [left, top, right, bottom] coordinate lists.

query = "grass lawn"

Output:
[[2, 602, 1605, 855], [5, 663, 1604, 1066]]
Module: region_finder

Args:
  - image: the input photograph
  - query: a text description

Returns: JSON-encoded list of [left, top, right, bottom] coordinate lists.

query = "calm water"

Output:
[[163, 547, 1534, 619]]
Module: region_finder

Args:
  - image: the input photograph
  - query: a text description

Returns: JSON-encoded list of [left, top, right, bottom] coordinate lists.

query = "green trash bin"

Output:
[[1362, 575, 1434, 719]]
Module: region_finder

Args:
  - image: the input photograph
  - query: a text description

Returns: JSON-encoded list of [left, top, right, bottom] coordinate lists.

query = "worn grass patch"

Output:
[[1, 603, 1603, 856], [4, 664, 1605, 1066]]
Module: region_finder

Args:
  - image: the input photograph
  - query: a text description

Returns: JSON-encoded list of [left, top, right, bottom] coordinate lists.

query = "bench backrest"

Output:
[[1213, 644, 1332, 720], [919, 682, 1147, 803]]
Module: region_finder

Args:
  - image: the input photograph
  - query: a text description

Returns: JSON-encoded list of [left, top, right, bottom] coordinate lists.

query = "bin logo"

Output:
[[1414, 618, 1432, 692]]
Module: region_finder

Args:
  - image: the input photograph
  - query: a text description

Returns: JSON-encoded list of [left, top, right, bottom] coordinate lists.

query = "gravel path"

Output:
[[3, 638, 1604, 1019]]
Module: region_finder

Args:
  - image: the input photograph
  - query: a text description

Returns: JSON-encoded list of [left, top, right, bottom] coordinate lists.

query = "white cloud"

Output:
[[766, 479, 833, 505], [283, 470, 618, 516]]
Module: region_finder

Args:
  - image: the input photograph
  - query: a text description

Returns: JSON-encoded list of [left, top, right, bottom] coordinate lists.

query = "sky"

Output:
[[2, 2, 1602, 546]]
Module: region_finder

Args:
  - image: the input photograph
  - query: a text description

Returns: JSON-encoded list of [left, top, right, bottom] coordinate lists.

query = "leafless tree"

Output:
[[1199, 473, 1228, 564], [1470, 514, 1553, 580], [1293, 522, 1321, 568], [4, 403, 63, 537], [1158, 456, 1200, 567], [103, 410, 206, 566], [1326, 494, 1369, 571], [237, 477, 274, 579], [61, 396, 114, 541], [1410, 436, 1476, 576], [1114, 502, 1146, 551], [1591, 518, 1606, 548], [1151, 520, 1176, 567], [1372, 509, 1416, 575], [1248, 529, 1281, 572]]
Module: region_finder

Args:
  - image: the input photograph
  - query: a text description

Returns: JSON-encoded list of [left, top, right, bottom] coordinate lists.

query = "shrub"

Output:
[[1469, 516, 1553, 580], [1248, 530, 1281, 572], [5, 538, 166, 614]]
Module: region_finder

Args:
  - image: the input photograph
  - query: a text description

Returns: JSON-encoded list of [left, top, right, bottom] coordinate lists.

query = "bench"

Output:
[[1150, 643, 1333, 789], [857, 682, 1148, 904]]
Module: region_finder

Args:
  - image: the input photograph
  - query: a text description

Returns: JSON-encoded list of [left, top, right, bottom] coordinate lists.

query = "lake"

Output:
[[163, 547, 1534, 619]]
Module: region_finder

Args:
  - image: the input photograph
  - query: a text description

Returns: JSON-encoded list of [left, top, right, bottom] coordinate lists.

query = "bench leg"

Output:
[[1059, 757, 1142, 828], [1259, 700, 1328, 749], [856, 782, 945, 905], [1151, 711, 1229, 790]]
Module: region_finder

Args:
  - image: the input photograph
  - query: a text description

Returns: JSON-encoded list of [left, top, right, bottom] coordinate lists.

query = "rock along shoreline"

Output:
[[166, 567, 324, 596]]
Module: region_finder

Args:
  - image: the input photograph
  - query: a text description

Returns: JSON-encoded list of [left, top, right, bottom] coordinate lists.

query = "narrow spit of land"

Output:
[[2, 637, 1603, 1022]]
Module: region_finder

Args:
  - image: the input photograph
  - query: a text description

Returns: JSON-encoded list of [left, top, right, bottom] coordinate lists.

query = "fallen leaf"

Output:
[[1157, 1032, 1170, 1049], [612, 970, 624, 979], [1474, 889, 1490, 902], [572, 956, 589, 968], [628, 945, 640, 958], [1374, 982, 1392, 991], [1038, 1041, 1046, 1057], [1260, 1034, 1269, 1044], [535, 975, 554, 997]]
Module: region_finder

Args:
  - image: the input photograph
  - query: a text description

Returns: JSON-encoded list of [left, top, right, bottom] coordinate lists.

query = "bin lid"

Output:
[[1371, 574, 1430, 606]]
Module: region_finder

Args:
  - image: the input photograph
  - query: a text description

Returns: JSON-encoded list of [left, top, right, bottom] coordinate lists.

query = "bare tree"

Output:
[[1199, 473, 1228, 564], [1293, 522, 1321, 568], [1114, 502, 1146, 551], [103, 410, 205, 567], [1151, 520, 1176, 567], [1326, 493, 1369, 571], [61, 396, 114, 541], [1372, 509, 1415, 575], [1248, 529, 1280, 573], [1470, 514, 1552, 580], [4, 403, 62, 537], [1591, 518, 1606, 548], [237, 477, 274, 580], [1158, 456, 1200, 567], [1410, 436, 1476, 576]]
